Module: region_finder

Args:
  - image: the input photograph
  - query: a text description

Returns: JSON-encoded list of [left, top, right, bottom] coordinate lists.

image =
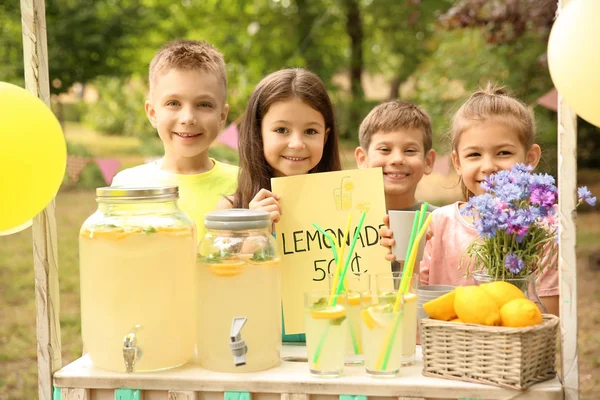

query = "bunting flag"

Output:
[[217, 123, 239, 150], [66, 155, 120, 185], [95, 158, 121, 186], [536, 88, 558, 112], [66, 155, 91, 184]]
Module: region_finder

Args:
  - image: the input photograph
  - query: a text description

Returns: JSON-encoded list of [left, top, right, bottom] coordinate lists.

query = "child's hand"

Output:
[[379, 215, 396, 262], [379, 215, 434, 262], [249, 189, 282, 223]]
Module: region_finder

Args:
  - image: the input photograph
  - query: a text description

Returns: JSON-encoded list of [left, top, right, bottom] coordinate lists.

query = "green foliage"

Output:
[[577, 118, 600, 169], [363, 0, 453, 91], [53, 100, 87, 123], [83, 77, 153, 138], [408, 27, 554, 153], [209, 145, 240, 166], [0, 0, 171, 94]]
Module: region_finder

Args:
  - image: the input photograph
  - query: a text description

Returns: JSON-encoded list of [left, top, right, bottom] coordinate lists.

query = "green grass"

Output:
[[64, 122, 151, 157]]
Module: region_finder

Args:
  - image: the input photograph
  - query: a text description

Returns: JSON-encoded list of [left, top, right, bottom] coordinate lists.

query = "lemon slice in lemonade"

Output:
[[208, 260, 245, 277], [361, 305, 393, 330], [346, 292, 361, 306], [309, 304, 346, 320]]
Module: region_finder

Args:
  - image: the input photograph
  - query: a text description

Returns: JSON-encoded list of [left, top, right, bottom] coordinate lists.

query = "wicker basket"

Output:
[[421, 314, 559, 390]]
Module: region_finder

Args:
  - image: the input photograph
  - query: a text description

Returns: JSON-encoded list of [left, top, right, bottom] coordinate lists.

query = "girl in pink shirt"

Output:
[[381, 83, 559, 315]]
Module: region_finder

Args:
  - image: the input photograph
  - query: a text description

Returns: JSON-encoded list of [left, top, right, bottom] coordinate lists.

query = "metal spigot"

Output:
[[123, 325, 142, 373], [229, 317, 248, 367]]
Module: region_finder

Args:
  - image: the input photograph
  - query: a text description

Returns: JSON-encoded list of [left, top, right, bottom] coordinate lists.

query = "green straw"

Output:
[[399, 202, 428, 295], [378, 303, 405, 371], [312, 211, 367, 364], [332, 211, 367, 305], [312, 222, 338, 264], [380, 204, 430, 370]]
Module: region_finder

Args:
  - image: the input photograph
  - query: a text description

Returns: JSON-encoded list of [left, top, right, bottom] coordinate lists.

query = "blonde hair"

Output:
[[359, 100, 433, 152], [148, 39, 227, 97], [451, 82, 536, 199]]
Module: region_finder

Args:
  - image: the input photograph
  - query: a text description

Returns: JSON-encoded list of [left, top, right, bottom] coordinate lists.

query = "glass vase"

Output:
[[472, 271, 547, 313]]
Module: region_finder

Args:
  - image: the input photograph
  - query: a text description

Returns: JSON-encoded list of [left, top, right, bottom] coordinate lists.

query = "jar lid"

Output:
[[205, 209, 271, 230], [96, 186, 179, 201]]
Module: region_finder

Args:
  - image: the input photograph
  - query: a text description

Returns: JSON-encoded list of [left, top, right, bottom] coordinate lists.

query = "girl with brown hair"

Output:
[[217, 68, 341, 221]]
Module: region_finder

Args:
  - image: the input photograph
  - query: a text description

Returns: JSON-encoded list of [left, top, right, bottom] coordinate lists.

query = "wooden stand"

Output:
[[21, 0, 576, 399], [54, 345, 563, 400]]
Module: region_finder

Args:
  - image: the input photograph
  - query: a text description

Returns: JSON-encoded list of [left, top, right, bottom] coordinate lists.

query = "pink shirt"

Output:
[[420, 202, 559, 297]]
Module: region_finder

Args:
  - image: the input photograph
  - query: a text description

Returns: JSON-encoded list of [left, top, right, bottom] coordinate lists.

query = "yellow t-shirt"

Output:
[[111, 158, 238, 239]]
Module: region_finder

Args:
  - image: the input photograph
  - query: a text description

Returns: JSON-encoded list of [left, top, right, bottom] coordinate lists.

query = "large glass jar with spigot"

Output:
[[197, 209, 282, 372], [79, 186, 196, 372]]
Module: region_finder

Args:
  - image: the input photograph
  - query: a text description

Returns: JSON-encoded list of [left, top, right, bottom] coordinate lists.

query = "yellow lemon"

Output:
[[344, 292, 361, 306], [480, 281, 526, 309], [208, 260, 245, 277], [454, 286, 501, 326], [423, 290, 457, 321], [360, 304, 393, 330], [310, 305, 346, 320], [500, 298, 543, 327], [404, 292, 417, 305], [450, 318, 463, 323], [155, 226, 193, 236]]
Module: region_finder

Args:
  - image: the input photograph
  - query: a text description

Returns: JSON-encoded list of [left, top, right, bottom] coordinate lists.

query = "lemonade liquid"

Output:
[[196, 258, 282, 372], [79, 226, 196, 372], [360, 303, 403, 376], [400, 292, 418, 365], [304, 298, 347, 376], [340, 291, 371, 362], [328, 274, 370, 362], [376, 273, 418, 365]]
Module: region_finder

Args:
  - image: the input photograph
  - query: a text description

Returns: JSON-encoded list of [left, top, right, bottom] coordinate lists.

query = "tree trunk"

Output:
[[296, 0, 324, 74], [388, 76, 402, 100], [344, 0, 364, 139]]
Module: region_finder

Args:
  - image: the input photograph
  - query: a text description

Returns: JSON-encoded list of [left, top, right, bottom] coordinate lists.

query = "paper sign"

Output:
[[271, 168, 391, 334]]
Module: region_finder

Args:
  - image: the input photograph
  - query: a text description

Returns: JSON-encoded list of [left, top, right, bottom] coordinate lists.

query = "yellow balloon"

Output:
[[0, 83, 66, 231], [548, 0, 600, 127]]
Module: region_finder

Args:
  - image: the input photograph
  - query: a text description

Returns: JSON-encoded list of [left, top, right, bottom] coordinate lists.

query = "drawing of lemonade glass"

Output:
[[375, 272, 418, 365], [328, 272, 371, 363], [333, 176, 354, 210], [304, 291, 348, 376], [360, 293, 405, 377]]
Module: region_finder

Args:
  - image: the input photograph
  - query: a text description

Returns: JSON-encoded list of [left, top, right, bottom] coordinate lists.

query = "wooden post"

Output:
[[19, 1, 63, 400], [556, 0, 579, 399]]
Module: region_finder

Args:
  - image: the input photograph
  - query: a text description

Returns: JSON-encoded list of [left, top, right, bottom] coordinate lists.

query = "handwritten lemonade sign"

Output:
[[271, 168, 391, 334]]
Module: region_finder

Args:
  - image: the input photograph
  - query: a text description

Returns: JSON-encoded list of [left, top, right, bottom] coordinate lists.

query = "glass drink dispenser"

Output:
[[79, 186, 196, 372], [197, 209, 282, 372]]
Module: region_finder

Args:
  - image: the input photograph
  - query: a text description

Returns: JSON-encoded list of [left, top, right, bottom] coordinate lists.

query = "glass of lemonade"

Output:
[[328, 273, 371, 364], [304, 291, 347, 377], [376, 272, 418, 365], [360, 293, 404, 377]]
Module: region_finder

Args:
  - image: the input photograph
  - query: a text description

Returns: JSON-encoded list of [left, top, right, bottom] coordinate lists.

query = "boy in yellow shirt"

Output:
[[112, 40, 238, 238]]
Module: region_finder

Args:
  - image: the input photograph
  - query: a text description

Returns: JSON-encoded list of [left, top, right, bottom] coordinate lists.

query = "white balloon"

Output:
[[548, 0, 600, 127]]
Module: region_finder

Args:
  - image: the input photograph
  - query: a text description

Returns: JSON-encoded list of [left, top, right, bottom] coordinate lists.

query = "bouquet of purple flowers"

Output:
[[461, 164, 596, 280]]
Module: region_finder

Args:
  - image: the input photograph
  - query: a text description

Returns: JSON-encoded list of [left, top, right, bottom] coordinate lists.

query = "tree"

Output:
[[362, 0, 454, 99], [0, 0, 170, 94]]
